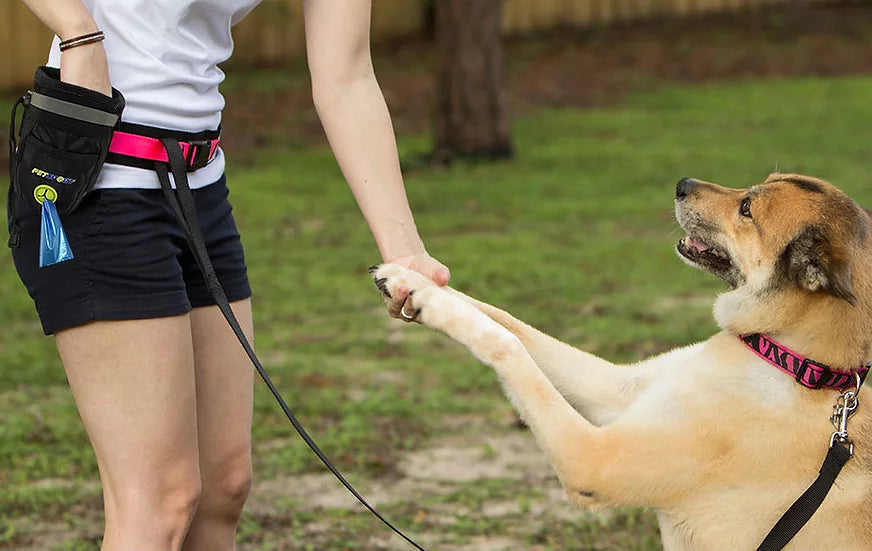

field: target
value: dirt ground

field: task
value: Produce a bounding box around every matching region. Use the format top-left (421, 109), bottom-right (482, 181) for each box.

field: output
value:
top-left (245, 431), bottom-right (586, 551)
top-left (13, 429), bottom-right (580, 550)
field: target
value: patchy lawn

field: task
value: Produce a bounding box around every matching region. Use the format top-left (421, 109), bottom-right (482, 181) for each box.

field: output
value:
top-left (4, 4), bottom-right (872, 547)
top-left (4, 73), bottom-right (872, 549)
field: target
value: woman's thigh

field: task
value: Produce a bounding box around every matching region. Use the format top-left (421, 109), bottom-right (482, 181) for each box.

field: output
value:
top-left (55, 315), bottom-right (201, 514)
top-left (189, 299), bottom-right (254, 492)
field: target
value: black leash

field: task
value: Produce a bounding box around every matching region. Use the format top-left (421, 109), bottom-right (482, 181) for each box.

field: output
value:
top-left (754, 442), bottom-right (852, 551)
top-left (754, 376), bottom-right (861, 551)
top-left (154, 138), bottom-right (427, 551)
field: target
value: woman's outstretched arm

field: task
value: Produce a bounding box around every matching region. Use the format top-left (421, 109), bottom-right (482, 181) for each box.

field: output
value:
top-left (303, 0), bottom-right (450, 304)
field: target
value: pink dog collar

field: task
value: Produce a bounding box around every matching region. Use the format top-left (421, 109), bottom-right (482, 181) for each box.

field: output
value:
top-left (741, 333), bottom-right (869, 391)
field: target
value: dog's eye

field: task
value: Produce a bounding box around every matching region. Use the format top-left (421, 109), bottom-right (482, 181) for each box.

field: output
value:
top-left (739, 197), bottom-right (752, 218)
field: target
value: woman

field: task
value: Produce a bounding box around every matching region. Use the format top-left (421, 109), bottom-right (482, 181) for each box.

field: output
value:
top-left (12, 1), bottom-right (449, 549)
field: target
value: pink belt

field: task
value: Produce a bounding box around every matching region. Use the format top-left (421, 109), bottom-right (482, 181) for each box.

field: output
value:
top-left (108, 130), bottom-right (220, 170)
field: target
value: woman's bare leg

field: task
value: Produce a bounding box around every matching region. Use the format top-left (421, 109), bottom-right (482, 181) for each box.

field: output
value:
top-left (182, 299), bottom-right (254, 551)
top-left (56, 315), bottom-right (202, 551)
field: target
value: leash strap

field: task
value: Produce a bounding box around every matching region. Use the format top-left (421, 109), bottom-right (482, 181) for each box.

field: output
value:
top-left (7, 95), bottom-right (25, 248)
top-left (754, 441), bottom-right (852, 551)
top-left (154, 137), bottom-right (427, 551)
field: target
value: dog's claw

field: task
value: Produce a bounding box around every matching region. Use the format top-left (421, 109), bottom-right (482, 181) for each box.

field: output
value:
top-left (368, 265), bottom-right (379, 274)
top-left (374, 277), bottom-right (391, 299)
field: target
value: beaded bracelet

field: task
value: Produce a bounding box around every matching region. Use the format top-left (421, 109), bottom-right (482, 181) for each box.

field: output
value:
top-left (59, 30), bottom-right (105, 52)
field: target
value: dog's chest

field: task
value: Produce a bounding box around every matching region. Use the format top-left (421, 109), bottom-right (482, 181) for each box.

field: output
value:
top-left (658, 511), bottom-right (694, 551)
top-left (657, 499), bottom-right (780, 551)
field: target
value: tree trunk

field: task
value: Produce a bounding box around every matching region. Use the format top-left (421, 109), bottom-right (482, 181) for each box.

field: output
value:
top-left (434, 0), bottom-right (513, 163)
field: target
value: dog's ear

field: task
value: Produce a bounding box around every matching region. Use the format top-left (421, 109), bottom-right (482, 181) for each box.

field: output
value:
top-left (778, 226), bottom-right (856, 306)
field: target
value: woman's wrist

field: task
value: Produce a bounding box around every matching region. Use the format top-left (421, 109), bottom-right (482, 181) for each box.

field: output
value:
top-left (59, 40), bottom-right (112, 97)
top-left (378, 236), bottom-right (427, 263)
top-left (367, 217), bottom-right (426, 262)
top-left (57, 17), bottom-right (100, 42)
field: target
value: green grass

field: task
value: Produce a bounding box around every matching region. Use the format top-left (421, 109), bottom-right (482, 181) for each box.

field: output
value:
top-left (3, 75), bottom-right (872, 549)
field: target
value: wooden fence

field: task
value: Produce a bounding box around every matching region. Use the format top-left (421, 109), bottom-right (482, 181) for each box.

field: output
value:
top-left (501, 0), bottom-right (845, 31)
top-left (0, 0), bottom-right (850, 90)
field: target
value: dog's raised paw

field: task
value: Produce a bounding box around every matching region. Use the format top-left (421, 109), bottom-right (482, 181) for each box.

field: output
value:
top-left (371, 264), bottom-right (438, 300)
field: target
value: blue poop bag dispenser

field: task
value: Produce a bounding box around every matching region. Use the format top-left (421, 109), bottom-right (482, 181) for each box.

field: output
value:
top-left (36, 185), bottom-right (74, 267)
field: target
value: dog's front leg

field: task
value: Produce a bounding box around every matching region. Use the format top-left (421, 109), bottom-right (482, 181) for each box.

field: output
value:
top-left (374, 265), bottom-right (698, 509)
top-left (445, 289), bottom-right (647, 424)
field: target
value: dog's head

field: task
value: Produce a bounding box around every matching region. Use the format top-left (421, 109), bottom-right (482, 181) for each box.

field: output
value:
top-left (674, 173), bottom-right (871, 333)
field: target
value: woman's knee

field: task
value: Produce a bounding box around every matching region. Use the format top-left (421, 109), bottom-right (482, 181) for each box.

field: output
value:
top-left (107, 468), bottom-right (202, 542)
top-left (198, 450), bottom-right (253, 519)
top-left (161, 479), bottom-right (203, 529)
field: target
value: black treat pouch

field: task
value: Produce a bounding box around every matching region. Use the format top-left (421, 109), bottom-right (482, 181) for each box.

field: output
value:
top-left (9, 66), bottom-right (125, 215)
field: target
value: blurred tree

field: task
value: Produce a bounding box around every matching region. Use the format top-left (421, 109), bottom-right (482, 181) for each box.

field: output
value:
top-left (434, 0), bottom-right (513, 163)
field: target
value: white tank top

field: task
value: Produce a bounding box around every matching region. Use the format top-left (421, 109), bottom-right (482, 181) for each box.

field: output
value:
top-left (47, 0), bottom-right (262, 189)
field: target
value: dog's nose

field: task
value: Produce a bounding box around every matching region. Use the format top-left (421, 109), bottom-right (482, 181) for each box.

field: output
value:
top-left (676, 178), bottom-right (698, 200)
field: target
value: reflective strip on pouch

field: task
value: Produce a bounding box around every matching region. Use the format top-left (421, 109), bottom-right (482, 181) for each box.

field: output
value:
top-left (29, 91), bottom-right (120, 127)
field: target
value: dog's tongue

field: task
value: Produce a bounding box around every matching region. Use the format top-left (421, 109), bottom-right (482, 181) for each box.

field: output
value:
top-left (684, 236), bottom-right (710, 253)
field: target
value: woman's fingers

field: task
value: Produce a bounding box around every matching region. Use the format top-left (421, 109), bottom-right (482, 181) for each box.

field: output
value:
top-left (381, 255), bottom-right (450, 322)
top-left (390, 254), bottom-right (451, 286)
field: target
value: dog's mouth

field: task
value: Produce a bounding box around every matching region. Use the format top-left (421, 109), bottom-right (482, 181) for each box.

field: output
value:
top-left (677, 235), bottom-right (734, 275)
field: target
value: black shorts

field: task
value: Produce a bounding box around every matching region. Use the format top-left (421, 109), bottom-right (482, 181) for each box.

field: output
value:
top-left (8, 175), bottom-right (251, 335)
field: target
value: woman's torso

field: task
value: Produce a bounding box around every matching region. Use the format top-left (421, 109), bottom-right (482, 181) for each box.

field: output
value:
top-left (47, 0), bottom-right (262, 189)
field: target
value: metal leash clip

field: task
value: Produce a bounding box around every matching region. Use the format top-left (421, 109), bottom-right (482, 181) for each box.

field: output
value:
top-left (829, 373), bottom-right (862, 456)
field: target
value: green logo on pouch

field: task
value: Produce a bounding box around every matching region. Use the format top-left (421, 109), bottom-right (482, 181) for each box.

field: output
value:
top-left (33, 184), bottom-right (58, 204)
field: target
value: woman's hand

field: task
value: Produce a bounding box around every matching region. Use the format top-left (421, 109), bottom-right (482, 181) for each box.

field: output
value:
top-left (384, 254), bottom-right (450, 321)
top-left (60, 41), bottom-right (112, 97)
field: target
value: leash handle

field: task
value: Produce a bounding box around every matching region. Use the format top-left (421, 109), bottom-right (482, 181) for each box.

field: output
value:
top-left (154, 138), bottom-right (427, 551)
top-left (754, 441), bottom-right (852, 551)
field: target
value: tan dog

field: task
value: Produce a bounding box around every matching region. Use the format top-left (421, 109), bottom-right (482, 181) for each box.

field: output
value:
top-left (372, 174), bottom-right (872, 551)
